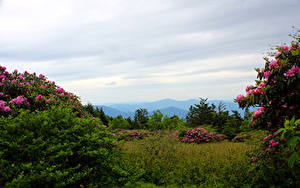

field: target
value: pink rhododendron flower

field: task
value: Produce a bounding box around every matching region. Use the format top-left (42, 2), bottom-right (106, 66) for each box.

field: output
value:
top-left (35, 94), bottom-right (43, 100)
top-left (0, 100), bottom-right (10, 112)
top-left (60, 93), bottom-right (65, 97)
top-left (45, 99), bottom-right (50, 104)
top-left (11, 80), bottom-right (17, 84)
top-left (257, 82), bottom-right (266, 89)
top-left (285, 66), bottom-right (300, 77)
top-left (70, 99), bottom-right (73, 103)
top-left (279, 45), bottom-right (289, 52)
top-left (236, 94), bottom-right (244, 102)
top-left (289, 106), bottom-right (295, 110)
top-left (14, 69), bottom-right (18, 73)
top-left (10, 96), bottom-right (27, 105)
top-left (264, 71), bottom-right (271, 81)
top-left (268, 60), bottom-right (278, 69)
top-left (253, 106), bottom-right (264, 118)
top-left (281, 105), bottom-right (287, 108)
top-left (93, 117), bottom-right (96, 120)
top-left (57, 88), bottom-right (64, 92)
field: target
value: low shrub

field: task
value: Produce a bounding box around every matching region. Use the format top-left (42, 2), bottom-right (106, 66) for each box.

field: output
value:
top-left (180, 127), bottom-right (217, 143)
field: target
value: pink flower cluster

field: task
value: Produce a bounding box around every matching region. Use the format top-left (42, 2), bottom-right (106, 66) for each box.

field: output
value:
top-left (181, 127), bottom-right (216, 143)
top-left (268, 60), bottom-right (279, 69)
top-left (0, 100), bottom-right (11, 111)
top-left (285, 66), bottom-right (300, 78)
top-left (35, 94), bottom-right (43, 100)
top-left (253, 106), bottom-right (264, 118)
top-left (10, 96), bottom-right (27, 105)
top-left (261, 132), bottom-right (280, 152)
top-left (236, 94), bottom-right (244, 102)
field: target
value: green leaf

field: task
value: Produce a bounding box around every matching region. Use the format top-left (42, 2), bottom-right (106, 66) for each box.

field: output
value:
top-left (288, 152), bottom-right (299, 168)
top-left (287, 136), bottom-right (299, 150)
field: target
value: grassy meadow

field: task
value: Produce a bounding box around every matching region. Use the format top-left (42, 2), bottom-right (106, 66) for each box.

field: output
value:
top-left (119, 131), bottom-right (255, 187)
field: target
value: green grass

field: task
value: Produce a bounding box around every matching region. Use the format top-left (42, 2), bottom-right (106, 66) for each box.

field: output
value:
top-left (120, 131), bottom-right (253, 187)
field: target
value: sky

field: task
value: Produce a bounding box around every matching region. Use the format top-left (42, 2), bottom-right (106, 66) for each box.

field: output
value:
top-left (0, 0), bottom-right (299, 104)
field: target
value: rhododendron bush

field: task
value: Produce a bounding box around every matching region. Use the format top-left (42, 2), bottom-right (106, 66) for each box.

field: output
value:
top-left (236, 41), bottom-right (300, 187)
top-left (180, 127), bottom-right (217, 143)
top-left (236, 43), bottom-right (299, 130)
top-left (0, 66), bottom-right (85, 116)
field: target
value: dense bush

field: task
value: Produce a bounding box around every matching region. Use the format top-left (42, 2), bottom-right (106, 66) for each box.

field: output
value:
top-left (0, 106), bottom-right (127, 187)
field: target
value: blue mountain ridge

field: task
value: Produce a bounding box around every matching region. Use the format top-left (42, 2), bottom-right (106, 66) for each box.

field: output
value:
top-left (95, 98), bottom-right (254, 118)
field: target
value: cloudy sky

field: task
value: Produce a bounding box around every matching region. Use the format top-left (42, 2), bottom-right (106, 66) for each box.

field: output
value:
top-left (0, 0), bottom-right (299, 104)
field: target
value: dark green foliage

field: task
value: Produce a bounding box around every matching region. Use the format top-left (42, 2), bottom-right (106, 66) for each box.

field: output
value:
top-left (186, 98), bottom-right (215, 127)
top-left (134, 108), bottom-right (149, 129)
top-left (0, 105), bottom-right (124, 187)
top-left (109, 115), bottom-right (131, 129)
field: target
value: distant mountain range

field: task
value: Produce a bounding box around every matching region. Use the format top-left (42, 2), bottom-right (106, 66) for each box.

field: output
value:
top-left (95, 98), bottom-right (253, 119)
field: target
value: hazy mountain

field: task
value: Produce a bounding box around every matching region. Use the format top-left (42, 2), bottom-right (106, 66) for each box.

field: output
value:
top-left (106, 98), bottom-right (199, 112)
top-left (95, 98), bottom-right (250, 118)
top-left (157, 107), bottom-right (188, 118)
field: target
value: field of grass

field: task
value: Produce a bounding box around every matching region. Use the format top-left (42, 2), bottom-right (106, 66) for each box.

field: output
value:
top-left (119, 131), bottom-right (254, 187)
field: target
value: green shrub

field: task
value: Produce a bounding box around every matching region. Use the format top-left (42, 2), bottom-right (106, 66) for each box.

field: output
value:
top-left (109, 115), bottom-right (131, 129)
top-left (0, 105), bottom-right (125, 187)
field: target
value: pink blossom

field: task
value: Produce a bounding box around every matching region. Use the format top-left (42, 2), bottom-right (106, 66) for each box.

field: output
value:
top-left (11, 80), bottom-right (17, 84)
top-left (282, 105), bottom-right (287, 108)
top-left (264, 71), bottom-right (271, 81)
top-left (245, 149), bottom-right (249, 153)
top-left (0, 92), bottom-right (3, 96)
top-left (10, 96), bottom-right (27, 105)
top-left (285, 66), bottom-right (300, 77)
top-left (253, 107), bottom-right (264, 118)
top-left (268, 60), bottom-right (278, 69)
top-left (60, 93), bottom-right (65, 97)
top-left (35, 94), bottom-right (43, 100)
top-left (289, 106), bottom-right (295, 110)
top-left (236, 94), bottom-right (244, 102)
top-left (274, 51), bottom-right (281, 58)
top-left (57, 88), bottom-right (64, 92)
top-left (14, 69), bottom-right (18, 73)
top-left (279, 45), bottom-right (289, 52)
top-left (45, 99), bottom-right (51, 104)
top-left (257, 82), bottom-right (266, 89)
top-left (69, 99), bottom-right (73, 103)
top-left (0, 100), bottom-right (10, 112)
top-left (39, 74), bottom-right (44, 78)
top-left (4, 106), bottom-right (11, 111)
top-left (93, 117), bottom-right (96, 120)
